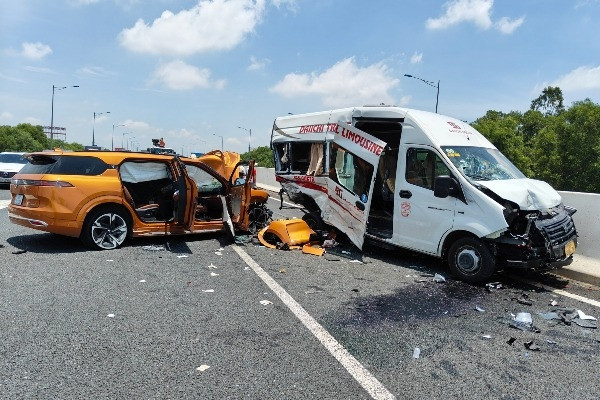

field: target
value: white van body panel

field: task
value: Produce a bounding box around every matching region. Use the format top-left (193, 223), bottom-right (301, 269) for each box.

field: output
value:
top-left (477, 179), bottom-right (562, 210)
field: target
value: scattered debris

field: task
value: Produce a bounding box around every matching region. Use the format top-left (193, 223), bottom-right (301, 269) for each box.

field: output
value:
top-left (507, 312), bottom-right (541, 333)
top-left (139, 279), bottom-right (146, 283)
top-left (106, 259), bottom-right (114, 262)
top-left (486, 282), bottom-right (503, 292)
top-left (541, 308), bottom-right (598, 329)
top-left (351, 288), bottom-right (360, 292)
top-left (546, 339), bottom-right (557, 345)
top-left (514, 293), bottom-right (533, 306)
top-left (260, 300), bottom-right (273, 306)
top-left (214, 251), bottom-right (223, 256)
top-left (177, 255), bottom-right (188, 258)
top-left (196, 365), bottom-right (210, 372)
top-left (207, 263), bottom-right (218, 269)
top-left (475, 306), bottom-right (486, 313)
top-left (142, 245), bottom-right (165, 251)
top-left (412, 347), bottom-right (421, 359)
top-left (302, 244), bottom-right (325, 256)
top-left (524, 341), bottom-right (541, 351)
top-left (107, 314), bottom-right (115, 318)
top-left (12, 249), bottom-right (27, 254)
top-left (202, 289), bottom-right (214, 293)
top-left (234, 235), bottom-right (252, 244)
top-left (433, 273), bottom-right (446, 283)
top-left (482, 335), bottom-right (492, 339)
top-left (278, 268), bottom-right (286, 273)
top-left (210, 272), bottom-right (219, 277)
top-left (550, 299), bottom-right (558, 307)
top-left (349, 259), bottom-right (363, 264)
top-left (507, 337), bottom-right (517, 345)
top-left (322, 239), bottom-right (338, 248)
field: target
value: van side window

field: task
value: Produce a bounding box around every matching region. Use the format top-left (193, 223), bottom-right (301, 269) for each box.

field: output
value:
top-left (275, 142), bottom-right (325, 175)
top-left (273, 143), bottom-right (289, 173)
top-left (329, 142), bottom-right (374, 199)
top-left (405, 148), bottom-right (450, 190)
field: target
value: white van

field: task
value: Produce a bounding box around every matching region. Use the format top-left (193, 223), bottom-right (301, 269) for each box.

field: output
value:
top-left (270, 106), bottom-right (578, 282)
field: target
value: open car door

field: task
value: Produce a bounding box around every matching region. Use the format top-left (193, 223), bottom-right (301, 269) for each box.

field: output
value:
top-left (325, 122), bottom-right (386, 249)
top-left (226, 160), bottom-right (254, 234)
top-left (173, 157), bottom-right (197, 231)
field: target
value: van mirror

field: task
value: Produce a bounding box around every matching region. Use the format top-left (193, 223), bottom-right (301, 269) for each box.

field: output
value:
top-left (434, 176), bottom-right (457, 198)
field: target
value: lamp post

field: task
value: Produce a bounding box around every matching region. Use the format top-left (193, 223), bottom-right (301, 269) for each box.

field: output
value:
top-left (112, 124), bottom-right (126, 151)
top-left (92, 111), bottom-right (110, 147)
top-left (50, 85), bottom-right (78, 149)
top-left (238, 126), bottom-right (251, 153)
top-left (122, 132), bottom-right (131, 149)
top-left (212, 133), bottom-right (224, 151)
top-left (127, 136), bottom-right (136, 151)
top-left (403, 74), bottom-right (440, 113)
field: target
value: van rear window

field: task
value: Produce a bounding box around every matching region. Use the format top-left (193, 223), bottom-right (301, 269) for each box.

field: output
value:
top-left (20, 155), bottom-right (109, 176)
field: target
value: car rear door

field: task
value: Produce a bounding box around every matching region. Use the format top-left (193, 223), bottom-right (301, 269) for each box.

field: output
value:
top-left (226, 160), bottom-right (253, 231)
top-left (326, 123), bottom-right (386, 249)
top-left (173, 158), bottom-right (197, 231)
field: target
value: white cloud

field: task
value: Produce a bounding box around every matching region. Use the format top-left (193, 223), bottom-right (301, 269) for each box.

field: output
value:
top-left (21, 42), bottom-right (53, 60)
top-left (248, 55), bottom-right (269, 71)
top-left (495, 16), bottom-right (525, 34)
top-left (270, 57), bottom-right (400, 108)
top-left (24, 66), bottom-right (55, 74)
top-left (119, 0), bottom-right (266, 56)
top-left (77, 66), bottom-right (112, 76)
top-left (550, 65), bottom-right (600, 91)
top-left (152, 60), bottom-right (226, 90)
top-left (0, 111), bottom-right (13, 121)
top-left (426, 0), bottom-right (524, 34)
top-left (410, 52), bottom-right (423, 64)
top-left (271, 0), bottom-right (297, 12)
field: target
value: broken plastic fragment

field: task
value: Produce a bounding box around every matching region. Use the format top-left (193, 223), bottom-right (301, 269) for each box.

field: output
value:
top-left (573, 318), bottom-right (597, 329)
top-left (433, 273), bottom-right (446, 283)
top-left (106, 259), bottom-right (114, 262)
top-left (142, 245), bottom-right (165, 251)
top-left (349, 260), bottom-right (363, 264)
top-left (196, 365), bottom-right (210, 372)
top-left (515, 312), bottom-right (533, 324)
top-left (412, 347), bottom-right (421, 359)
top-left (576, 310), bottom-right (596, 320)
top-left (507, 337), bottom-right (516, 345)
top-left (139, 279), bottom-right (146, 283)
top-left (475, 306), bottom-right (485, 313)
top-left (12, 249), bottom-right (27, 254)
top-left (207, 263), bottom-right (218, 269)
top-left (210, 272), bottom-right (219, 277)
top-left (524, 341), bottom-right (540, 351)
top-left (482, 334), bottom-right (492, 339)
top-left (107, 314), bottom-right (115, 318)
top-left (550, 300), bottom-right (558, 306)
top-left (214, 251), bottom-right (222, 256)
top-left (278, 268), bottom-right (286, 273)
top-left (260, 300), bottom-right (273, 306)
top-left (322, 239), bottom-right (338, 248)
top-left (177, 255), bottom-right (188, 258)
top-left (485, 282), bottom-right (503, 292)
top-left (202, 289), bottom-right (214, 293)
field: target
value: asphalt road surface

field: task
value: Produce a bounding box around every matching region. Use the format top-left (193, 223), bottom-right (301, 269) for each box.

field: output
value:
top-left (1, 187), bottom-right (599, 399)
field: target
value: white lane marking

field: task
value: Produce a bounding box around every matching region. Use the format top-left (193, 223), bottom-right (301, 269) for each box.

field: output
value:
top-left (233, 246), bottom-right (396, 400)
top-left (513, 276), bottom-right (600, 308)
top-left (267, 196), bottom-right (303, 209)
top-left (0, 199), bottom-right (10, 210)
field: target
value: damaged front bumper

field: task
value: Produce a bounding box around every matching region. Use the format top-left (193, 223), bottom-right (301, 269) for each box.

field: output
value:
top-left (489, 207), bottom-right (578, 271)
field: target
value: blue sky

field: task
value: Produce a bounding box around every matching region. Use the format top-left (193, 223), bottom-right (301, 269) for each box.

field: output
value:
top-left (1, 0), bottom-right (599, 154)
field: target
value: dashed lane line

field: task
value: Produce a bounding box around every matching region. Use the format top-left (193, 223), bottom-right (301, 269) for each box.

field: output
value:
top-left (233, 245), bottom-right (396, 400)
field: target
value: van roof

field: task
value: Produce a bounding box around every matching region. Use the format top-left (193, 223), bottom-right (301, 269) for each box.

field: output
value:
top-left (272, 106), bottom-right (495, 149)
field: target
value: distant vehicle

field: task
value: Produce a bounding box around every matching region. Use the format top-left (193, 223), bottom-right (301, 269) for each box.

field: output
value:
top-left (8, 150), bottom-right (262, 250)
top-left (0, 152), bottom-right (27, 186)
top-left (146, 138), bottom-right (176, 155)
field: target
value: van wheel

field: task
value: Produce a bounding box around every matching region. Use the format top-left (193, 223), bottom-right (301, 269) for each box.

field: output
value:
top-left (302, 212), bottom-right (326, 231)
top-left (82, 207), bottom-right (129, 250)
top-left (448, 237), bottom-right (495, 283)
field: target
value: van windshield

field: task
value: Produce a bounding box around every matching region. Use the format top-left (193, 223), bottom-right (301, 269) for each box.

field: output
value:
top-left (441, 146), bottom-right (525, 181)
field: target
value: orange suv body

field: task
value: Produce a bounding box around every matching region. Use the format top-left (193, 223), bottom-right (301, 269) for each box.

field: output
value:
top-left (8, 150), bottom-right (259, 249)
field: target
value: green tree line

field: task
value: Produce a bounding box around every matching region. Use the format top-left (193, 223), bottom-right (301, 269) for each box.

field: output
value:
top-left (0, 124), bottom-right (83, 152)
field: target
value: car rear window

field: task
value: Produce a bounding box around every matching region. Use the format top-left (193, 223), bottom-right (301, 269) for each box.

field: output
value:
top-left (0, 153), bottom-right (27, 164)
top-left (20, 155), bottom-right (109, 175)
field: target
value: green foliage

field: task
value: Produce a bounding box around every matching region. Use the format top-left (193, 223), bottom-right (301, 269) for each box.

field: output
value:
top-left (472, 89), bottom-right (600, 193)
top-left (0, 123), bottom-right (84, 152)
top-left (241, 146), bottom-right (274, 168)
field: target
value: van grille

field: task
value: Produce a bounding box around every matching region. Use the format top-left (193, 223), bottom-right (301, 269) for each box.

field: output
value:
top-left (535, 213), bottom-right (576, 246)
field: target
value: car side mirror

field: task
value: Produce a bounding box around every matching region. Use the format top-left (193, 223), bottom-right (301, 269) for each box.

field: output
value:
top-left (434, 175), bottom-right (458, 198)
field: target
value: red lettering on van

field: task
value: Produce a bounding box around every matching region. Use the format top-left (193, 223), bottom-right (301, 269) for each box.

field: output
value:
top-left (340, 127), bottom-right (383, 156)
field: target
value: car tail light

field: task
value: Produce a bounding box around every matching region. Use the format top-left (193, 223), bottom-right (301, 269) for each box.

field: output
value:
top-left (12, 179), bottom-right (74, 187)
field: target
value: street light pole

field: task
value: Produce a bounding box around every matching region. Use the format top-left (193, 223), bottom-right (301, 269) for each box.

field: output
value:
top-left (112, 124), bottom-right (126, 151)
top-left (50, 85), bottom-right (78, 149)
top-left (92, 111), bottom-right (110, 147)
top-left (403, 74), bottom-right (440, 113)
top-left (122, 132), bottom-right (131, 149)
top-left (128, 137), bottom-right (135, 151)
top-left (212, 133), bottom-right (224, 151)
top-left (238, 126), bottom-right (251, 153)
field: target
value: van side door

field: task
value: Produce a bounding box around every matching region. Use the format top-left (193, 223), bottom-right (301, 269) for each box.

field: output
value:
top-left (326, 123), bottom-right (386, 249)
top-left (397, 145), bottom-right (456, 254)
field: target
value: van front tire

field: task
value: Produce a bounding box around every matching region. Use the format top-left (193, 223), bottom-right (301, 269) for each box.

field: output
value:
top-left (82, 206), bottom-right (130, 250)
top-left (448, 237), bottom-right (495, 283)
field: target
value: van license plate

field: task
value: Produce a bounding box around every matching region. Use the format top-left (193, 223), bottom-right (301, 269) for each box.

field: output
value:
top-left (564, 240), bottom-right (576, 257)
top-left (14, 194), bottom-right (23, 206)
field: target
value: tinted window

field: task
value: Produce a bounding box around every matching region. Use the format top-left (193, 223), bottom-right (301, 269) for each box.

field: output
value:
top-left (0, 154), bottom-right (27, 164)
top-left (20, 155), bottom-right (109, 175)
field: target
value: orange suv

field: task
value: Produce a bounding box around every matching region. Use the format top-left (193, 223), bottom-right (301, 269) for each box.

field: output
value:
top-left (8, 150), bottom-right (268, 250)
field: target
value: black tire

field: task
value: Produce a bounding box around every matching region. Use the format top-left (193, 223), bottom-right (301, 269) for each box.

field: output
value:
top-left (302, 212), bottom-right (326, 231)
top-left (447, 236), bottom-right (496, 283)
top-left (81, 206), bottom-right (130, 250)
